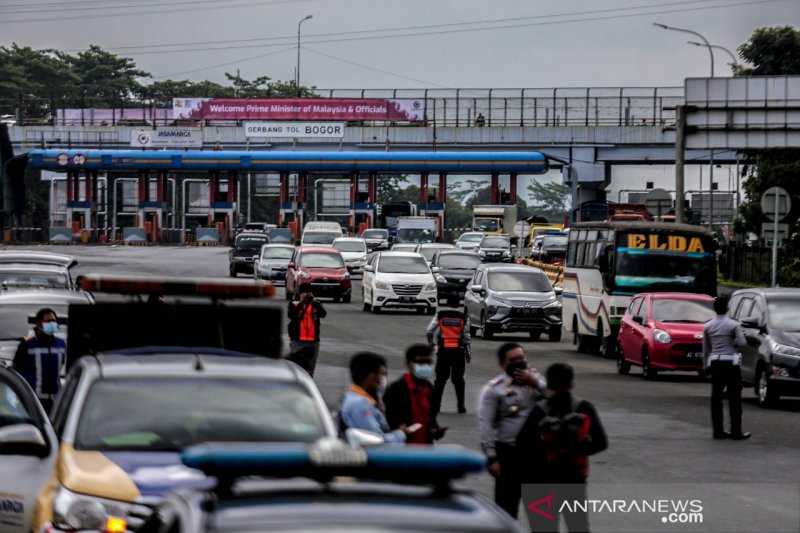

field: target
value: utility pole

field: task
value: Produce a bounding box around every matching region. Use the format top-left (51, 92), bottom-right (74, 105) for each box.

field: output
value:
top-left (296, 15), bottom-right (313, 96)
top-left (674, 105), bottom-right (687, 223)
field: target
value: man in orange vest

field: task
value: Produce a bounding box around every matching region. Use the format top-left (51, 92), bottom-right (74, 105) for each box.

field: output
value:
top-left (427, 296), bottom-right (472, 415)
top-left (287, 284), bottom-right (327, 376)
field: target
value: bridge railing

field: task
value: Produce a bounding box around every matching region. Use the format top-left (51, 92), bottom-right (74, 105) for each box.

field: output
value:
top-left (1, 87), bottom-right (683, 128)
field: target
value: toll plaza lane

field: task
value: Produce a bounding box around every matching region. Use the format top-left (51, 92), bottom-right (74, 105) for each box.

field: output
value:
top-left (8, 246), bottom-right (800, 506)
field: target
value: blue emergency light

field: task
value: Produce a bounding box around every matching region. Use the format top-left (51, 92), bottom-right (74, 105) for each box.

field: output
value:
top-left (182, 441), bottom-right (486, 485)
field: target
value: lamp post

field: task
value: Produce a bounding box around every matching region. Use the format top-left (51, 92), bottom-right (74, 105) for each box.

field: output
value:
top-left (687, 41), bottom-right (739, 70)
top-left (296, 14), bottom-right (313, 96)
top-left (653, 22), bottom-right (714, 77)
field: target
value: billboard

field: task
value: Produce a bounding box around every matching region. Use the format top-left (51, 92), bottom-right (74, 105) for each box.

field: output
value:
top-left (173, 97), bottom-right (424, 122)
top-left (130, 127), bottom-right (203, 148)
top-left (244, 121), bottom-right (345, 138)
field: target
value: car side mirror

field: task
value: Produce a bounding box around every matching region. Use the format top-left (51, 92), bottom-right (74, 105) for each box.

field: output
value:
top-left (345, 427), bottom-right (384, 448)
top-left (632, 316), bottom-right (644, 325)
top-left (470, 284), bottom-right (484, 296)
top-left (511, 244), bottom-right (517, 250)
top-left (288, 262), bottom-right (296, 269)
top-left (0, 424), bottom-right (49, 458)
top-left (553, 286), bottom-right (563, 297)
top-left (431, 267), bottom-right (440, 273)
top-left (363, 265), bottom-right (374, 272)
top-left (252, 255), bottom-right (259, 262)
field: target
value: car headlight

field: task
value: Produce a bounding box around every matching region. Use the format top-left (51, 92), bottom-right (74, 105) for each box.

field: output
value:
top-left (53, 486), bottom-right (130, 532)
top-left (375, 279), bottom-right (391, 290)
top-left (490, 297), bottom-right (513, 307)
top-left (434, 274), bottom-right (447, 284)
top-left (653, 329), bottom-right (672, 344)
top-left (479, 251), bottom-right (486, 257)
top-left (768, 338), bottom-right (800, 358)
top-left (423, 282), bottom-right (437, 291)
top-left (503, 250), bottom-right (511, 256)
top-left (544, 299), bottom-right (562, 313)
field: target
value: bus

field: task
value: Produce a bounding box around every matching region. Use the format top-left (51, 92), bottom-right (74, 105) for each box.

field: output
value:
top-left (562, 221), bottom-right (717, 356)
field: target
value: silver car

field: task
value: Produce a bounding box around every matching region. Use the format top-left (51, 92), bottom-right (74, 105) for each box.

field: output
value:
top-left (0, 252), bottom-right (78, 290)
top-left (255, 244), bottom-right (295, 283)
top-left (455, 232), bottom-right (485, 252)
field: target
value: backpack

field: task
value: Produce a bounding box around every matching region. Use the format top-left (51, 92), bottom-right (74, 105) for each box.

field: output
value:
top-left (437, 310), bottom-right (465, 350)
top-left (537, 397), bottom-right (591, 478)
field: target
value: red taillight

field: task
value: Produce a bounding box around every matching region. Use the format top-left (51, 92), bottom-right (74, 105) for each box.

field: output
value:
top-left (79, 274), bottom-right (275, 298)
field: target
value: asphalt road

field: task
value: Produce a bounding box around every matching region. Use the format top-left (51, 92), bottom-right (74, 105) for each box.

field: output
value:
top-left (8, 245), bottom-right (800, 530)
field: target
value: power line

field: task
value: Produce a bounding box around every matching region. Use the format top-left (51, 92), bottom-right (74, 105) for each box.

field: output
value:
top-left (99, 0), bottom-right (788, 57)
top-left (0, 0), bottom-right (309, 15)
top-left (153, 45), bottom-right (295, 80)
top-left (302, 46), bottom-right (448, 88)
top-left (61, 0), bottom-right (749, 52)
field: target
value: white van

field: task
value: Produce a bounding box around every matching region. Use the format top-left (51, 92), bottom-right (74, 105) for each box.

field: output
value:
top-left (301, 221), bottom-right (344, 246)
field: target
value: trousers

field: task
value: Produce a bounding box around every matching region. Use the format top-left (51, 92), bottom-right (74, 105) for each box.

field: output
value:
top-left (432, 348), bottom-right (466, 414)
top-left (288, 341), bottom-right (320, 376)
top-left (710, 360), bottom-right (742, 436)
top-left (494, 442), bottom-right (523, 518)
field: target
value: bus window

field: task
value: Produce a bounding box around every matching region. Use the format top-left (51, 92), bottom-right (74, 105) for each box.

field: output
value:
top-left (567, 239), bottom-right (578, 266)
top-left (576, 241), bottom-right (587, 267)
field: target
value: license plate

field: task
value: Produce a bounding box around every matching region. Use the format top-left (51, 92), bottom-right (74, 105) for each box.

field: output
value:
top-left (400, 296), bottom-right (415, 302)
top-left (686, 352), bottom-right (702, 359)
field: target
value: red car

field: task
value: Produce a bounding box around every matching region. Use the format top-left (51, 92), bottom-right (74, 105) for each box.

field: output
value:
top-left (285, 247), bottom-right (352, 303)
top-left (617, 292), bottom-right (715, 379)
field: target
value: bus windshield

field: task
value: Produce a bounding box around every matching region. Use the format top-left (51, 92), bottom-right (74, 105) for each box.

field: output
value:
top-left (397, 228), bottom-right (435, 244)
top-left (474, 218), bottom-right (499, 232)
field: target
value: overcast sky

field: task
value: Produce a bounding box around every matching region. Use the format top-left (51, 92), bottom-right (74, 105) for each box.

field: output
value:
top-left (2, 0), bottom-right (797, 89)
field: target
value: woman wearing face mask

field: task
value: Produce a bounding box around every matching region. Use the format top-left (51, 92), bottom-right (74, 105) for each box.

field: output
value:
top-left (13, 308), bottom-right (66, 414)
top-left (339, 352), bottom-right (414, 444)
top-left (384, 344), bottom-right (447, 445)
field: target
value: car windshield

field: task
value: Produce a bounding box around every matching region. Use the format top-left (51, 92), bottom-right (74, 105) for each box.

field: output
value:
top-left (397, 228), bottom-right (435, 244)
top-left (334, 241), bottom-right (366, 253)
top-left (488, 271), bottom-right (552, 292)
top-left (542, 236), bottom-right (568, 247)
top-left (652, 299), bottom-right (715, 323)
top-left (0, 304), bottom-right (69, 340)
top-left (244, 224), bottom-right (266, 231)
top-left (362, 230), bottom-right (387, 239)
top-left (75, 378), bottom-right (325, 451)
top-left (419, 246), bottom-right (450, 261)
top-left (267, 229), bottom-right (293, 243)
top-left (767, 297), bottom-right (800, 330)
top-left (392, 244), bottom-right (417, 251)
top-left (437, 254), bottom-right (481, 270)
top-left (474, 218), bottom-right (499, 232)
top-left (236, 236), bottom-right (268, 251)
top-left (459, 233), bottom-right (483, 242)
top-left (303, 232), bottom-right (337, 245)
top-left (481, 237), bottom-right (510, 248)
top-left (0, 271), bottom-right (68, 289)
top-left (378, 256), bottom-right (430, 274)
top-left (301, 253), bottom-right (344, 268)
top-left (261, 247), bottom-right (294, 260)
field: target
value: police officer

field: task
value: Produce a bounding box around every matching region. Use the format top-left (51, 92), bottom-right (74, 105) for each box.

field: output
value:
top-left (13, 308), bottom-right (66, 413)
top-left (478, 342), bottom-right (546, 519)
top-left (427, 295), bottom-right (471, 414)
top-left (287, 284), bottom-right (327, 376)
top-left (703, 296), bottom-right (750, 440)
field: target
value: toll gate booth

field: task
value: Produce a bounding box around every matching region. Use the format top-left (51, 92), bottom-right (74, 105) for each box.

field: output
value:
top-left (352, 172), bottom-right (377, 234)
top-left (209, 171), bottom-right (239, 243)
top-left (64, 166), bottom-right (100, 237)
top-left (419, 172), bottom-right (446, 239)
top-left (135, 171), bottom-right (169, 242)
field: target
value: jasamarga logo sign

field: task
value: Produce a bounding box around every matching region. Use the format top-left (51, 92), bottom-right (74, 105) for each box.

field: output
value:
top-left (130, 127), bottom-right (203, 148)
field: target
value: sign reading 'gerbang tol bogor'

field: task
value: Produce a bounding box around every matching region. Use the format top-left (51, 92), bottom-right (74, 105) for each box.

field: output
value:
top-left (244, 121), bottom-right (345, 138)
top-left (626, 233), bottom-right (706, 253)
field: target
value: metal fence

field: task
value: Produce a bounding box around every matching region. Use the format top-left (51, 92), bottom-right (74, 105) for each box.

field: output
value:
top-left (720, 244), bottom-right (800, 286)
top-left (1, 86), bottom-right (682, 128)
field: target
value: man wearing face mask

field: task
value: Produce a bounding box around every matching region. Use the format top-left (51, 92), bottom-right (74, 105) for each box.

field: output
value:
top-left (427, 296), bottom-right (472, 415)
top-left (384, 344), bottom-right (447, 444)
top-left (478, 342), bottom-right (546, 518)
top-left (339, 352), bottom-right (414, 444)
top-left (13, 308), bottom-right (66, 413)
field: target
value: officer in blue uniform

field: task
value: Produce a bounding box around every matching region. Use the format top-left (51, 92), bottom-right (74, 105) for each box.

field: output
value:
top-left (13, 308), bottom-right (66, 414)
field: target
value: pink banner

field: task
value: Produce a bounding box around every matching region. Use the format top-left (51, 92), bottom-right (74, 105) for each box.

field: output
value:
top-left (173, 98), bottom-right (424, 122)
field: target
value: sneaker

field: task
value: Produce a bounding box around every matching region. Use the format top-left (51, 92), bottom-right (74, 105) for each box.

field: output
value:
top-left (729, 432), bottom-right (751, 441)
top-left (712, 432), bottom-right (730, 440)
top-left (457, 405), bottom-right (467, 414)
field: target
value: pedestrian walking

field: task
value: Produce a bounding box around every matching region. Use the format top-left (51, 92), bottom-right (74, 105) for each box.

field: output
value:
top-left (287, 284), bottom-right (326, 376)
top-left (703, 296), bottom-right (750, 440)
top-left (339, 352), bottom-right (413, 444)
top-left (517, 363), bottom-right (608, 533)
top-left (13, 308), bottom-right (66, 414)
top-left (478, 342), bottom-right (546, 518)
top-left (427, 296), bottom-right (471, 414)
top-left (475, 112), bottom-right (486, 127)
top-left (384, 344), bottom-right (447, 444)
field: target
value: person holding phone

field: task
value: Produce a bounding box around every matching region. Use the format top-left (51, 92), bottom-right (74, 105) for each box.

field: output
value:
top-left (384, 344), bottom-right (447, 445)
top-left (287, 284), bottom-right (327, 376)
top-left (478, 342), bottom-right (546, 519)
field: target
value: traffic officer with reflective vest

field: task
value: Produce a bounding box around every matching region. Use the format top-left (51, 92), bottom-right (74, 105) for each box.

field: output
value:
top-left (703, 296), bottom-right (750, 440)
top-left (427, 295), bottom-right (472, 414)
top-left (287, 284), bottom-right (327, 376)
top-left (13, 308), bottom-right (66, 413)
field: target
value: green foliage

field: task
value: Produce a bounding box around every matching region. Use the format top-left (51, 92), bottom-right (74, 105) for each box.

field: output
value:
top-left (779, 257), bottom-right (800, 287)
top-left (736, 26), bottom-right (800, 76)
top-left (526, 180), bottom-right (570, 222)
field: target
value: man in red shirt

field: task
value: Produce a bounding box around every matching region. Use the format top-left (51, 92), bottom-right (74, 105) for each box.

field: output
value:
top-left (287, 284), bottom-right (327, 376)
top-left (383, 344), bottom-right (447, 444)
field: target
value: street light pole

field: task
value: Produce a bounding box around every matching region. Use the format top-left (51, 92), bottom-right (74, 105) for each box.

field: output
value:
top-left (296, 14), bottom-right (313, 96)
top-left (653, 22), bottom-right (714, 77)
top-left (687, 41), bottom-right (739, 71)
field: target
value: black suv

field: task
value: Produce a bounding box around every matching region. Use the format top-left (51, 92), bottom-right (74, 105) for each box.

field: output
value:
top-left (728, 288), bottom-right (800, 407)
top-left (229, 233), bottom-right (268, 277)
top-left (431, 250), bottom-right (482, 303)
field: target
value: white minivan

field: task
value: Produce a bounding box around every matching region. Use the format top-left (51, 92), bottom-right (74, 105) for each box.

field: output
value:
top-left (361, 252), bottom-right (437, 315)
top-left (301, 221), bottom-right (344, 246)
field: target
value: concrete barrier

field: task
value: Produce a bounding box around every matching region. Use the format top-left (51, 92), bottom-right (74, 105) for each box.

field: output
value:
top-left (49, 227), bottom-right (73, 243)
top-left (122, 227), bottom-right (147, 243)
top-left (195, 228), bottom-right (220, 244)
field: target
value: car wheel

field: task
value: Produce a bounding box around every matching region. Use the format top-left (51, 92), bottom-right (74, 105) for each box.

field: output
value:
top-left (371, 295), bottom-right (381, 313)
top-left (548, 325), bottom-right (562, 343)
top-left (469, 310), bottom-right (478, 336)
top-left (617, 349), bottom-right (631, 375)
top-left (229, 267), bottom-right (237, 278)
top-left (343, 293), bottom-right (351, 304)
top-left (362, 288), bottom-right (372, 311)
top-left (574, 316), bottom-right (592, 353)
top-left (756, 366), bottom-right (779, 408)
top-left (482, 313), bottom-right (495, 340)
top-left (529, 330), bottom-right (541, 341)
top-left (426, 307), bottom-right (435, 316)
top-left (641, 348), bottom-right (657, 380)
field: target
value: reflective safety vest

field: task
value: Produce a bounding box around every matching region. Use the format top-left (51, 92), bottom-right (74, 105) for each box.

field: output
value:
top-left (437, 311), bottom-right (465, 350)
top-left (16, 335), bottom-right (66, 400)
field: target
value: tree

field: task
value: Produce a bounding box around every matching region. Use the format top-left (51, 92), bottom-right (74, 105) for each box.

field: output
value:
top-left (68, 45), bottom-right (150, 104)
top-left (526, 180), bottom-right (570, 221)
top-left (734, 26), bottom-right (800, 237)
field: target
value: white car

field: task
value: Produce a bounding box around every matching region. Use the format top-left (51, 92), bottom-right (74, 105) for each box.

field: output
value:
top-left (333, 237), bottom-right (368, 273)
top-left (415, 243), bottom-right (456, 265)
top-left (362, 252), bottom-right (438, 315)
top-left (455, 232), bottom-right (485, 251)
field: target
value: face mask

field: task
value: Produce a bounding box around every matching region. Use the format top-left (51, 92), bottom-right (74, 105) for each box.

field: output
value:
top-left (412, 363), bottom-right (434, 381)
top-left (505, 360), bottom-right (528, 377)
top-left (41, 321), bottom-right (58, 336)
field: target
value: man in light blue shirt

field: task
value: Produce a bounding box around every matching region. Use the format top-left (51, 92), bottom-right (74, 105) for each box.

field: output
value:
top-left (340, 352), bottom-right (407, 444)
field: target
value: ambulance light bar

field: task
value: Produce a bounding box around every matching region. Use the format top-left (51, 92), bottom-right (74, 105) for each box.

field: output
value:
top-left (78, 274), bottom-right (275, 299)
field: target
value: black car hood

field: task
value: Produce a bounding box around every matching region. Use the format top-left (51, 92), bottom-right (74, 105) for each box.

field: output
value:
top-left (440, 268), bottom-right (476, 279)
top-left (770, 329), bottom-right (800, 348)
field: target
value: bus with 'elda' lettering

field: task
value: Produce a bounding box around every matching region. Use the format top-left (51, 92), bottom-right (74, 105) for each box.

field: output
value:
top-left (562, 221), bottom-right (717, 356)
